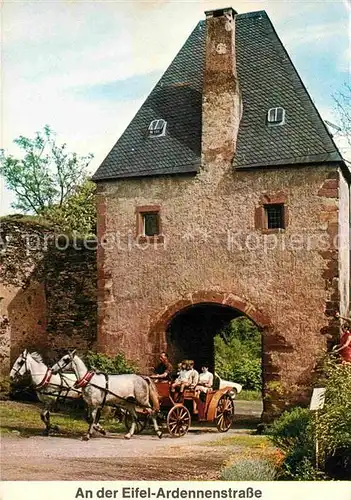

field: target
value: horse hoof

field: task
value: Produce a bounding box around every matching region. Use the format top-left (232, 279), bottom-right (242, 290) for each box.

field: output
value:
top-left (157, 431), bottom-right (163, 439)
top-left (82, 435), bottom-right (90, 441)
top-left (124, 433), bottom-right (131, 440)
top-left (52, 425), bottom-right (60, 432)
top-left (42, 430), bottom-right (50, 436)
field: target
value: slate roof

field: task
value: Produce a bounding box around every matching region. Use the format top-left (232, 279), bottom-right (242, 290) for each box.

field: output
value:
top-left (93, 10), bottom-right (342, 182)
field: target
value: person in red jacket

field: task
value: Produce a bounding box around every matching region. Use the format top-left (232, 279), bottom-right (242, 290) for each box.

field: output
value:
top-left (333, 313), bottom-right (351, 363)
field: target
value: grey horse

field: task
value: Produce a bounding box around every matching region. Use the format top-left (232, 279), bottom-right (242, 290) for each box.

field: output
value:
top-left (9, 350), bottom-right (81, 435)
top-left (51, 350), bottom-right (162, 440)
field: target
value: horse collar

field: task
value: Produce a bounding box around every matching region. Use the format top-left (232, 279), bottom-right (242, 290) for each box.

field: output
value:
top-left (74, 371), bottom-right (95, 388)
top-left (35, 368), bottom-right (53, 389)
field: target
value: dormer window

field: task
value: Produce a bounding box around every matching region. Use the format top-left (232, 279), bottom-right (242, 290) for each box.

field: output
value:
top-left (148, 119), bottom-right (167, 137)
top-left (267, 107), bottom-right (286, 126)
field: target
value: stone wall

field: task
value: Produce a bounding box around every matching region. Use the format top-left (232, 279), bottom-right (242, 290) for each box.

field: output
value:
top-left (0, 219), bottom-right (97, 373)
top-left (96, 162), bottom-right (350, 418)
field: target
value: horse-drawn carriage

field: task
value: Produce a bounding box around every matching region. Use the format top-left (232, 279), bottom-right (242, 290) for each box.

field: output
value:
top-left (10, 350), bottom-right (236, 440)
top-left (124, 380), bottom-right (236, 437)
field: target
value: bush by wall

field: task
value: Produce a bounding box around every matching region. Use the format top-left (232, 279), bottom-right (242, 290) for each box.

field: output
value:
top-left (84, 351), bottom-right (136, 374)
top-left (268, 358), bottom-right (351, 480)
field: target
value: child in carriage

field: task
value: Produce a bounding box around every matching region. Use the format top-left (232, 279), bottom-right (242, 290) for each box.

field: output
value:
top-left (170, 360), bottom-right (189, 400)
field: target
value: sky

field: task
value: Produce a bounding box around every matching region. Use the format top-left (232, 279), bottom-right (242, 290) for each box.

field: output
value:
top-left (0, 0), bottom-right (350, 215)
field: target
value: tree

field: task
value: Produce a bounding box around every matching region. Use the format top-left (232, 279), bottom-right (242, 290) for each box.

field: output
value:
top-left (43, 179), bottom-right (96, 235)
top-left (214, 317), bottom-right (262, 391)
top-left (333, 83), bottom-right (351, 159)
top-left (0, 125), bottom-right (93, 215)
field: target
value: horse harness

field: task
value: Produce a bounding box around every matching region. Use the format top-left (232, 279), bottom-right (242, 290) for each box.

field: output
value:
top-left (74, 371), bottom-right (109, 410)
top-left (56, 358), bottom-right (152, 412)
top-left (15, 351), bottom-right (81, 403)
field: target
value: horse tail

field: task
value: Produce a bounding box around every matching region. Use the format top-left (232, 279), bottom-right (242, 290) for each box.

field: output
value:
top-left (144, 377), bottom-right (160, 412)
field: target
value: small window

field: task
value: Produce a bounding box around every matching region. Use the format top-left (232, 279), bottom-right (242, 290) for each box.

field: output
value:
top-left (265, 204), bottom-right (285, 229)
top-left (142, 213), bottom-right (160, 236)
top-left (148, 119), bottom-right (167, 137)
top-left (267, 107), bottom-right (286, 126)
top-left (136, 205), bottom-right (163, 242)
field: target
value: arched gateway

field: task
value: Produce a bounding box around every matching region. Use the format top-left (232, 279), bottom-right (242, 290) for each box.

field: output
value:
top-left (148, 291), bottom-right (271, 416)
top-left (149, 291), bottom-right (271, 362)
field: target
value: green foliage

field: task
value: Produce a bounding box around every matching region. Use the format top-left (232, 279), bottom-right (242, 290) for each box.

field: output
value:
top-left (43, 180), bottom-right (96, 235)
top-left (317, 357), bottom-right (351, 456)
top-left (282, 457), bottom-right (327, 481)
top-left (0, 126), bottom-right (95, 234)
top-left (214, 317), bottom-right (262, 391)
top-left (220, 459), bottom-right (276, 481)
top-left (269, 360), bottom-right (351, 480)
top-left (84, 351), bottom-right (136, 374)
top-left (269, 406), bottom-right (315, 479)
top-left (269, 406), bottom-right (312, 452)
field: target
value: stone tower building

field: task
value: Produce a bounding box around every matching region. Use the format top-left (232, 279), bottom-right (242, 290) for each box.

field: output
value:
top-left (93, 8), bottom-right (350, 416)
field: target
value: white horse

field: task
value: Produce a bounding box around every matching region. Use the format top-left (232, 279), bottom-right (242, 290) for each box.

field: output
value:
top-left (51, 350), bottom-right (162, 440)
top-left (10, 350), bottom-right (81, 435)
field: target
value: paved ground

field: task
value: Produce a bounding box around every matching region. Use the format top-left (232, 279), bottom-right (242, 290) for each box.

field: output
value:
top-left (1, 400), bottom-right (263, 481)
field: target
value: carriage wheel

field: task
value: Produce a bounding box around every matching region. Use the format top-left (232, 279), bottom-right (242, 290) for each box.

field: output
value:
top-left (215, 393), bottom-right (235, 432)
top-left (124, 411), bottom-right (148, 435)
top-left (167, 404), bottom-right (191, 437)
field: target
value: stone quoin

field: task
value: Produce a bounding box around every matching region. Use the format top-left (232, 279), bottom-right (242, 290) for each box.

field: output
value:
top-left (92, 8), bottom-right (350, 418)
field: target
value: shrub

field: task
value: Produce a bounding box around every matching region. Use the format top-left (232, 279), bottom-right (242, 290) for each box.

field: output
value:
top-left (282, 457), bottom-right (327, 481)
top-left (269, 406), bottom-right (314, 479)
top-left (220, 459), bottom-right (276, 481)
top-left (316, 358), bottom-right (351, 479)
top-left (269, 359), bottom-right (351, 480)
top-left (84, 351), bottom-right (136, 374)
top-left (269, 406), bottom-right (312, 452)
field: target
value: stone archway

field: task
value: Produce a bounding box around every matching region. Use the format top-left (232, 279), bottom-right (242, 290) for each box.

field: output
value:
top-left (149, 291), bottom-right (272, 351)
top-left (149, 291), bottom-right (276, 419)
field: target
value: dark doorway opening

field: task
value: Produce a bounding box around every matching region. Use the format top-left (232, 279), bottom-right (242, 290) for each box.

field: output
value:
top-left (166, 303), bottom-right (241, 373)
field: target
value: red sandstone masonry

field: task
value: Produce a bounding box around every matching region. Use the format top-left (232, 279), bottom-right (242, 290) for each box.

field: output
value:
top-left (317, 175), bottom-right (340, 342)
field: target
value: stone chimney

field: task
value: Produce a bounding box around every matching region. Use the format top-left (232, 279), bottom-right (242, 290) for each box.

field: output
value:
top-left (202, 7), bottom-right (242, 164)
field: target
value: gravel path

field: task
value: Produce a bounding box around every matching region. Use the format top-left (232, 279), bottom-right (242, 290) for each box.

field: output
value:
top-left (2, 429), bottom-right (240, 481)
top-left (1, 401), bottom-right (262, 481)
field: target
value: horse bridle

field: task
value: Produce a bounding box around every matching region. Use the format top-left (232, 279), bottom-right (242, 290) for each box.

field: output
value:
top-left (54, 355), bottom-right (73, 373)
top-left (53, 354), bottom-right (94, 388)
top-left (12, 352), bottom-right (29, 380)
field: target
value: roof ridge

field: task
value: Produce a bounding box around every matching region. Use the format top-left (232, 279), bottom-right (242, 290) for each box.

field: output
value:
top-left (236, 10), bottom-right (267, 19)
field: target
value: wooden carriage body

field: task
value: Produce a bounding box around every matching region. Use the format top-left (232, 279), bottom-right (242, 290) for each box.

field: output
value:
top-left (127, 381), bottom-right (236, 437)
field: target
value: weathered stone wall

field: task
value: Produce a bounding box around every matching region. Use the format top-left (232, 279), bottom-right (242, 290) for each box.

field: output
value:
top-left (96, 163), bottom-right (349, 417)
top-left (0, 220), bottom-right (97, 373)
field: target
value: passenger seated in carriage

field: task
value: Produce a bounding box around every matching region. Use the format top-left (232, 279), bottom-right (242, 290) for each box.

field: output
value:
top-left (187, 360), bottom-right (199, 389)
top-left (170, 360), bottom-right (189, 397)
top-left (171, 360), bottom-right (199, 402)
top-left (195, 365), bottom-right (214, 397)
top-left (150, 352), bottom-right (173, 381)
top-left (194, 365), bottom-right (213, 419)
